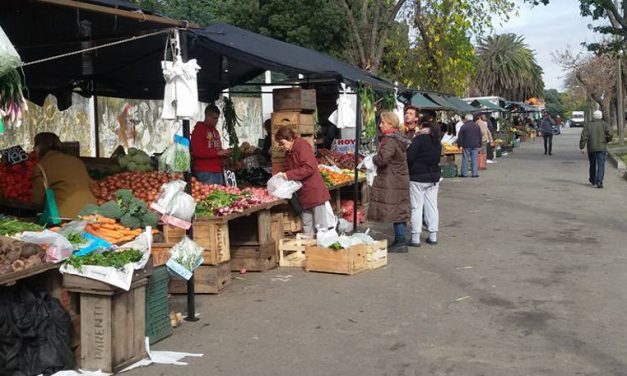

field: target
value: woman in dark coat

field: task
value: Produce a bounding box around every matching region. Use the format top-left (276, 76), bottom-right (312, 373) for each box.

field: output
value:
top-left (275, 126), bottom-right (332, 235)
top-left (407, 121), bottom-right (441, 247)
top-left (367, 112), bottom-right (411, 253)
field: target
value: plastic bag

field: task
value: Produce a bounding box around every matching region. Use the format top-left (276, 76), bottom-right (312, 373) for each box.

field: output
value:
top-left (19, 230), bottom-right (73, 263)
top-left (159, 134), bottom-right (191, 172)
top-left (151, 180), bottom-right (196, 226)
top-left (267, 174), bottom-right (303, 199)
top-left (0, 26), bottom-right (22, 76)
top-left (358, 154), bottom-right (377, 187)
top-left (166, 237), bottom-right (203, 280)
top-left (316, 227), bottom-right (339, 248)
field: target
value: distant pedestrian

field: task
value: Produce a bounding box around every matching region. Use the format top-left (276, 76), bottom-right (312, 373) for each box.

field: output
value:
top-left (579, 110), bottom-right (613, 188)
top-left (458, 113), bottom-right (482, 178)
top-left (407, 121), bottom-right (441, 247)
top-left (476, 114), bottom-right (494, 159)
top-left (539, 111), bottom-right (555, 155)
top-left (454, 115), bottom-right (464, 136)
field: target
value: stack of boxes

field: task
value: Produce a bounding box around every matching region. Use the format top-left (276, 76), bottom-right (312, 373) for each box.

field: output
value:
top-left (271, 88), bottom-right (317, 174)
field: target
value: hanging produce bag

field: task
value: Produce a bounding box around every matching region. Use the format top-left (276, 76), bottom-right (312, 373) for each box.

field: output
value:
top-left (36, 165), bottom-right (61, 226)
top-left (0, 26), bottom-right (21, 76)
top-left (159, 134), bottom-right (191, 172)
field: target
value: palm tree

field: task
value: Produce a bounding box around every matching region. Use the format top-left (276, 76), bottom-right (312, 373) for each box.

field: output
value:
top-left (472, 33), bottom-right (544, 101)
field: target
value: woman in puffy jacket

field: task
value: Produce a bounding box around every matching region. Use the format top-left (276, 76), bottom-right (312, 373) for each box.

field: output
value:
top-left (275, 126), bottom-right (331, 235)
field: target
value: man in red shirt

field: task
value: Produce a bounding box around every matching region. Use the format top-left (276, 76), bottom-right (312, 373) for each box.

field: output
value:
top-left (191, 105), bottom-right (232, 185)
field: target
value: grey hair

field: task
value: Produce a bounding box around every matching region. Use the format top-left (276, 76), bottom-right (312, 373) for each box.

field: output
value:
top-left (593, 110), bottom-right (602, 120)
top-left (464, 113), bottom-right (474, 121)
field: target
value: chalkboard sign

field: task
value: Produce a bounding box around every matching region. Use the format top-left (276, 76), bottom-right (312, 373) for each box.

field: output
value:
top-left (0, 146), bottom-right (29, 165)
top-left (223, 169), bottom-right (237, 188)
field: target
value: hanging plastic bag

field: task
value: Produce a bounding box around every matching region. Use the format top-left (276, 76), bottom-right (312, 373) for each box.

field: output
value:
top-left (159, 134), bottom-right (191, 172)
top-left (0, 26), bottom-right (22, 76)
top-left (166, 236), bottom-right (203, 280)
top-left (358, 154), bottom-right (377, 187)
top-left (328, 83), bottom-right (356, 129)
top-left (20, 230), bottom-right (73, 263)
top-left (267, 174), bottom-right (302, 199)
top-left (151, 180), bottom-right (196, 229)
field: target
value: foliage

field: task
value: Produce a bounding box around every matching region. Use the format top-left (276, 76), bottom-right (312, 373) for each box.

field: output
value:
top-left (543, 89), bottom-right (565, 118)
top-left (65, 249), bottom-right (143, 271)
top-left (79, 189), bottom-right (158, 229)
top-left (222, 96), bottom-right (241, 161)
top-left (472, 33), bottom-right (544, 101)
top-left (359, 86), bottom-right (377, 139)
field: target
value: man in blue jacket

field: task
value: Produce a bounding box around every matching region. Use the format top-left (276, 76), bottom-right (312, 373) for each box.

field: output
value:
top-left (458, 113), bottom-right (483, 178)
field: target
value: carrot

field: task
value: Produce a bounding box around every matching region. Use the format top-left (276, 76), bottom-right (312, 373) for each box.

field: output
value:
top-left (49, 227), bottom-right (61, 232)
top-left (117, 235), bottom-right (136, 243)
top-left (94, 216), bottom-right (116, 224)
top-left (95, 228), bottom-right (124, 239)
top-left (101, 223), bottom-right (120, 231)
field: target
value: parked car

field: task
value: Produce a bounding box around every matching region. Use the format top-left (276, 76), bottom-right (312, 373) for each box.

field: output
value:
top-left (571, 111), bottom-right (585, 127)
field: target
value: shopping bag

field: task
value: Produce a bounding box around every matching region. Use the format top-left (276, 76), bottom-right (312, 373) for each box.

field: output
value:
top-left (37, 165), bottom-right (61, 225)
top-left (267, 174), bottom-right (302, 199)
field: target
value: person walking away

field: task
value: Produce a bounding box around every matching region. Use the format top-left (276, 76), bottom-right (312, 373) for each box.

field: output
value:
top-left (580, 110), bottom-right (613, 188)
top-left (402, 106), bottom-right (419, 138)
top-left (407, 121), bottom-right (441, 247)
top-left (487, 116), bottom-right (498, 161)
top-left (555, 115), bottom-right (563, 128)
top-left (191, 104), bottom-right (232, 185)
top-left (274, 126), bottom-right (332, 235)
top-left (31, 132), bottom-right (97, 219)
top-left (476, 114), bottom-right (494, 162)
top-left (539, 111), bottom-right (555, 155)
top-left (368, 112), bottom-right (411, 253)
top-left (458, 114), bottom-right (482, 178)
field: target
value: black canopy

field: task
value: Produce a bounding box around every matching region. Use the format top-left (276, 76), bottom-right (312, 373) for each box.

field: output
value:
top-left (1, 0), bottom-right (392, 110)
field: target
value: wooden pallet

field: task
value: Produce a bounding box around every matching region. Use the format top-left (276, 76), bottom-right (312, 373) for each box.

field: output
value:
top-left (305, 244), bottom-right (368, 276)
top-left (168, 262), bottom-right (232, 294)
top-left (278, 236), bottom-right (317, 267)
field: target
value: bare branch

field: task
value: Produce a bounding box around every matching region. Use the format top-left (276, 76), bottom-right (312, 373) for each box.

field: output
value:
top-left (339, 0), bottom-right (367, 68)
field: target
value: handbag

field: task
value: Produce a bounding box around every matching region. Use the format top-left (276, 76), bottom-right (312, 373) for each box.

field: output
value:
top-left (288, 194), bottom-right (302, 216)
top-left (37, 164), bottom-right (62, 225)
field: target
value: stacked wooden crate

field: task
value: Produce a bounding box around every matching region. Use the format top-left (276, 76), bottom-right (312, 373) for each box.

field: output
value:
top-left (271, 88), bottom-right (317, 174)
top-left (228, 210), bottom-right (278, 272)
top-left (162, 224), bottom-right (232, 294)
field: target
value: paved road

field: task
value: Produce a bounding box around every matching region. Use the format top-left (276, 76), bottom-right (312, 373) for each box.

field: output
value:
top-left (131, 128), bottom-right (627, 376)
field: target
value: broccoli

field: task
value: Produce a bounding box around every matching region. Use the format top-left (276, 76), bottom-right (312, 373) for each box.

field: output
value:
top-left (120, 213), bottom-right (141, 229)
top-left (142, 211), bottom-right (159, 227)
top-left (128, 147), bottom-right (139, 156)
top-left (99, 201), bottom-right (123, 219)
top-left (114, 189), bottom-right (134, 202)
top-left (79, 204), bottom-right (100, 216)
top-left (118, 155), bottom-right (129, 168)
top-left (127, 161), bottom-right (138, 171)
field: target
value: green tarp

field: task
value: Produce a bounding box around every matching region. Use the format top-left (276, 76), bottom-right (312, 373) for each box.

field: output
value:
top-left (410, 92), bottom-right (443, 110)
top-left (470, 99), bottom-right (508, 112)
top-left (445, 96), bottom-right (479, 113)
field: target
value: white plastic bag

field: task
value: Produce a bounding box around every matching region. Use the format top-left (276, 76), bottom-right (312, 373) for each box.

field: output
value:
top-left (0, 26), bottom-right (22, 76)
top-left (151, 179), bottom-right (196, 222)
top-left (159, 135), bottom-right (191, 172)
top-left (267, 174), bottom-right (303, 199)
top-left (166, 237), bottom-right (203, 280)
top-left (20, 230), bottom-right (73, 263)
top-left (328, 83), bottom-right (356, 129)
top-left (317, 228), bottom-right (339, 248)
top-left (358, 154), bottom-right (377, 187)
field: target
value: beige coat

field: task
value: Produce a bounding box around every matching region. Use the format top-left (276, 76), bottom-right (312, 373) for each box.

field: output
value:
top-left (477, 119), bottom-right (493, 144)
top-left (31, 150), bottom-right (97, 218)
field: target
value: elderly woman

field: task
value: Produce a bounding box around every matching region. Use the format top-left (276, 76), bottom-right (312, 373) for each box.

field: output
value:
top-left (367, 112), bottom-right (411, 253)
top-left (275, 126), bottom-right (332, 235)
top-left (31, 132), bottom-right (96, 220)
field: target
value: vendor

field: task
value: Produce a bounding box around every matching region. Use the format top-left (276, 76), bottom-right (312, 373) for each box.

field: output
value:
top-left (260, 119), bottom-right (272, 163)
top-left (274, 126), bottom-right (332, 235)
top-left (30, 132), bottom-right (97, 219)
top-left (191, 104), bottom-right (232, 185)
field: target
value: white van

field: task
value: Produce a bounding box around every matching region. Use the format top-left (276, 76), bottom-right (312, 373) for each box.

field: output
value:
top-left (571, 111), bottom-right (585, 127)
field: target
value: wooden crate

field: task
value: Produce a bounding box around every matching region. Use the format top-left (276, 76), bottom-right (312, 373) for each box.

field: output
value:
top-left (273, 88), bottom-right (316, 113)
top-left (271, 213), bottom-right (284, 245)
top-left (305, 244), bottom-right (368, 275)
top-left (163, 223), bottom-right (229, 264)
top-left (230, 243), bottom-right (277, 272)
top-left (365, 240), bottom-right (388, 270)
top-left (168, 262), bottom-right (232, 294)
top-left (63, 274), bottom-right (150, 373)
top-left (152, 242), bottom-right (226, 266)
top-left (278, 236), bottom-right (317, 267)
top-left (228, 209), bottom-right (273, 245)
top-left (271, 112), bottom-right (315, 134)
top-left (270, 135), bottom-right (315, 158)
top-left (162, 225), bottom-right (185, 243)
top-left (282, 212), bottom-right (303, 233)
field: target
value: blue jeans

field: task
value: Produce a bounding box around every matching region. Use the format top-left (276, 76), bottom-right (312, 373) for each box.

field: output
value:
top-left (461, 147), bottom-right (480, 177)
top-left (588, 151), bottom-right (606, 184)
top-left (393, 222), bottom-right (406, 239)
top-left (194, 172), bottom-right (224, 185)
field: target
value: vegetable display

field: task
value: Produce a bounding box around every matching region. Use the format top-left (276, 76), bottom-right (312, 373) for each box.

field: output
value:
top-left (0, 235), bottom-right (45, 275)
top-left (64, 248), bottom-right (143, 271)
top-left (317, 149), bottom-right (364, 170)
top-left (318, 167), bottom-right (353, 188)
top-left (195, 185), bottom-right (276, 217)
top-left (80, 190), bottom-right (159, 229)
top-left (0, 218), bottom-right (44, 236)
top-left (118, 147), bottom-right (153, 172)
top-left (0, 68), bottom-right (28, 129)
top-left (0, 152), bottom-right (37, 202)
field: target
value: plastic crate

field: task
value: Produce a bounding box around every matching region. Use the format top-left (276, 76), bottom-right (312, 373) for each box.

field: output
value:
top-left (441, 164), bottom-right (457, 178)
top-left (145, 266), bottom-right (172, 344)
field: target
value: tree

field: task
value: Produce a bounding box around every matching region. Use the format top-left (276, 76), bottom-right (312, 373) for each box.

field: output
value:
top-left (543, 89), bottom-right (565, 118)
top-left (471, 33), bottom-right (544, 101)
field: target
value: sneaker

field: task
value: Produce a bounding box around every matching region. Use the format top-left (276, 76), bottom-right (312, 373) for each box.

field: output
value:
top-left (487, 160), bottom-right (497, 164)
top-left (407, 241), bottom-right (421, 247)
top-left (597, 182), bottom-right (603, 189)
top-left (471, 175), bottom-right (479, 178)
top-left (425, 238), bottom-right (438, 245)
top-left (389, 244), bottom-right (408, 253)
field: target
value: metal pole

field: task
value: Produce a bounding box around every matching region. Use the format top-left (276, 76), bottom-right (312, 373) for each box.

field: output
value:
top-left (352, 84), bottom-right (361, 231)
top-left (93, 93), bottom-right (100, 157)
top-left (179, 29), bottom-right (197, 322)
top-left (618, 57), bottom-right (624, 144)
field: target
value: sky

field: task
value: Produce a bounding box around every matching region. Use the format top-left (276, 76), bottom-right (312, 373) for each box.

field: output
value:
top-left (493, 0), bottom-right (606, 91)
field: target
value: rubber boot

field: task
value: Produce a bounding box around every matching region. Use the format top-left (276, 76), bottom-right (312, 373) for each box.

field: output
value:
top-left (389, 236), bottom-right (408, 253)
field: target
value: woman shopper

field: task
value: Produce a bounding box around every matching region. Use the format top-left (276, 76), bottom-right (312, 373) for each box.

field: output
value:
top-left (274, 126), bottom-right (332, 236)
top-left (539, 111), bottom-right (555, 155)
top-left (31, 132), bottom-right (97, 219)
top-left (407, 122), bottom-right (441, 247)
top-left (367, 112), bottom-right (411, 253)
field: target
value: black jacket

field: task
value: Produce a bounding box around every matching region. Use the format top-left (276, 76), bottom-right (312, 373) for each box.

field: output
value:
top-left (458, 121), bottom-right (483, 149)
top-left (407, 134), bottom-right (442, 183)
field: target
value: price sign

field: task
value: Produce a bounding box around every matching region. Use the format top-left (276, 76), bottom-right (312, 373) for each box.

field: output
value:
top-left (0, 145), bottom-right (29, 165)
top-left (331, 139), bottom-right (356, 154)
top-left (223, 169), bottom-right (237, 188)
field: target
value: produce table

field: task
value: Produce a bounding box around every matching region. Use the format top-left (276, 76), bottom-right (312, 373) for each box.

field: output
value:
top-left (0, 197), bottom-right (40, 218)
top-left (0, 262), bottom-right (58, 286)
top-left (327, 176), bottom-right (368, 212)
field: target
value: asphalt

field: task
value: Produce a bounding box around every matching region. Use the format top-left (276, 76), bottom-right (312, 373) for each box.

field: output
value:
top-left (129, 127), bottom-right (627, 376)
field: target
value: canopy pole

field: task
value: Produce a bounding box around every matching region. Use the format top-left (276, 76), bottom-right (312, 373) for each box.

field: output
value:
top-left (352, 83), bottom-right (362, 231)
top-left (178, 30), bottom-right (197, 322)
top-left (93, 93), bottom-right (100, 157)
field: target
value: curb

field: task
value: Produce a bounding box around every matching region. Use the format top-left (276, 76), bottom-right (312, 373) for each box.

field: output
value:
top-left (607, 150), bottom-right (627, 177)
